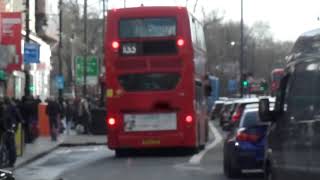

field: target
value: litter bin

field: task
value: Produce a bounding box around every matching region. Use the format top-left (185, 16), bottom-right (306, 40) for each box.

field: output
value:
top-left (90, 107), bottom-right (107, 135)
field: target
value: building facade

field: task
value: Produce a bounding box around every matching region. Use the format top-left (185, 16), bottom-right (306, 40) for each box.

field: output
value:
top-left (0, 0), bottom-right (52, 101)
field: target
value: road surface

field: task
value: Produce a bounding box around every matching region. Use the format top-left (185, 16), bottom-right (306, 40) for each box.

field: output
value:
top-left (14, 123), bottom-right (263, 180)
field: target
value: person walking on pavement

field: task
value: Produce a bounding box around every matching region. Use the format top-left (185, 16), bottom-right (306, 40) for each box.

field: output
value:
top-left (75, 98), bottom-right (91, 134)
top-left (34, 96), bottom-right (41, 122)
top-left (82, 98), bottom-right (92, 134)
top-left (45, 97), bottom-right (61, 141)
top-left (65, 100), bottom-right (74, 135)
top-left (30, 96), bottom-right (41, 140)
top-left (21, 95), bottom-right (35, 143)
top-left (3, 97), bottom-right (23, 167)
top-left (58, 97), bottom-right (66, 134)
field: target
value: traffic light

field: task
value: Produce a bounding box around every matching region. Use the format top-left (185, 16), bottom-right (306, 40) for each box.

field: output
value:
top-left (260, 81), bottom-right (268, 92)
top-left (29, 85), bottom-right (35, 92)
top-left (242, 80), bottom-right (249, 88)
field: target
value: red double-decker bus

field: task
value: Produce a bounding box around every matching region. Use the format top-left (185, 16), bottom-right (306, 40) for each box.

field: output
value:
top-left (105, 6), bottom-right (209, 155)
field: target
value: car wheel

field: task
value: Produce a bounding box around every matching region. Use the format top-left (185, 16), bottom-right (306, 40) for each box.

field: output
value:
top-left (223, 149), bottom-right (241, 178)
top-left (264, 161), bottom-right (274, 180)
top-left (224, 162), bottom-right (241, 178)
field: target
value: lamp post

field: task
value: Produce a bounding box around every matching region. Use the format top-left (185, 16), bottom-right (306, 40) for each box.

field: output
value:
top-left (24, 0), bottom-right (31, 97)
top-left (240, 0), bottom-right (244, 97)
top-left (58, 0), bottom-right (63, 101)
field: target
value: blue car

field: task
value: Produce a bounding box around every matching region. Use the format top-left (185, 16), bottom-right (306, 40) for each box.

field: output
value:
top-left (223, 107), bottom-right (268, 178)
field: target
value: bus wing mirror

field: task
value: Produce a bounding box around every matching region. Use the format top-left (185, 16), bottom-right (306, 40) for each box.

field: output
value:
top-left (204, 85), bottom-right (212, 97)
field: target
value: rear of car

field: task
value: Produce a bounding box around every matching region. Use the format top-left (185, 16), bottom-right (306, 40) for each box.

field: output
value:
top-left (223, 108), bottom-right (268, 178)
top-left (230, 98), bottom-right (259, 125)
top-left (210, 101), bottom-right (224, 120)
top-left (219, 102), bottom-right (234, 127)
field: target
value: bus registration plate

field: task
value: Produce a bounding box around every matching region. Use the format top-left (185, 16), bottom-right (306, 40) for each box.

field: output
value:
top-left (142, 139), bottom-right (161, 145)
top-left (124, 113), bottom-right (177, 132)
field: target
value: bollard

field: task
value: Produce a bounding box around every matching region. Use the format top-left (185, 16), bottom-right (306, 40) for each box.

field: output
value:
top-left (15, 123), bottom-right (24, 156)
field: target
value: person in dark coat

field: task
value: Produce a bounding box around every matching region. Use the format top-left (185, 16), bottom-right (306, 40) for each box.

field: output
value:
top-left (45, 97), bottom-right (61, 141)
top-left (4, 97), bottom-right (22, 167)
top-left (65, 100), bottom-right (74, 135)
top-left (34, 96), bottom-right (41, 120)
top-left (21, 95), bottom-right (35, 143)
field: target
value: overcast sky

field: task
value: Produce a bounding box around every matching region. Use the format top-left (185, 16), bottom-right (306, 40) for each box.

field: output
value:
top-left (104, 0), bottom-right (320, 41)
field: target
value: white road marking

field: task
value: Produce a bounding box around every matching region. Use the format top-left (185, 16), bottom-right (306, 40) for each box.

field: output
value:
top-left (173, 163), bottom-right (204, 171)
top-left (188, 121), bottom-right (223, 165)
top-left (242, 169), bottom-right (264, 173)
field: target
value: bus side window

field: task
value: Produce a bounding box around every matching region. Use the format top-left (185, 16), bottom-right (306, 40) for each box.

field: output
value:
top-left (195, 81), bottom-right (203, 109)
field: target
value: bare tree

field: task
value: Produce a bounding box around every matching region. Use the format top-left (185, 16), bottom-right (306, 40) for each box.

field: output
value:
top-left (203, 11), bottom-right (293, 95)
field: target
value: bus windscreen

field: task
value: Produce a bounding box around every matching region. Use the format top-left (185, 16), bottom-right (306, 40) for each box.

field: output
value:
top-left (119, 18), bottom-right (176, 38)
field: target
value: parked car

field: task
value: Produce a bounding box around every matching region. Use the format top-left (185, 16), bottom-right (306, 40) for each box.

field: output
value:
top-left (259, 28), bottom-right (320, 180)
top-left (223, 107), bottom-right (269, 178)
top-left (210, 100), bottom-right (224, 120)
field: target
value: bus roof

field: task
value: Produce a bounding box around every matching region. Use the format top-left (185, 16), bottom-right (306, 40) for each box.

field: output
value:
top-left (108, 6), bottom-right (188, 15)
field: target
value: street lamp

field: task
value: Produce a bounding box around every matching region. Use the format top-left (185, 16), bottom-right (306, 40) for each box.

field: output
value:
top-left (240, 0), bottom-right (244, 97)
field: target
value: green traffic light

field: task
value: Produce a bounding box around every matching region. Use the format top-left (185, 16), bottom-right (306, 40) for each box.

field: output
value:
top-left (29, 85), bottom-right (35, 92)
top-left (243, 81), bottom-right (248, 87)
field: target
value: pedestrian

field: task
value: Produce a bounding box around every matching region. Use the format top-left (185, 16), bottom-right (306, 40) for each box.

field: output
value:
top-left (73, 97), bottom-right (82, 133)
top-left (34, 96), bottom-right (41, 122)
top-left (3, 97), bottom-right (22, 167)
top-left (45, 97), bottom-right (61, 141)
top-left (65, 99), bottom-right (74, 135)
top-left (58, 98), bottom-right (66, 134)
top-left (75, 98), bottom-right (91, 134)
top-left (30, 96), bottom-right (41, 140)
top-left (82, 98), bottom-right (92, 134)
top-left (21, 95), bottom-right (34, 143)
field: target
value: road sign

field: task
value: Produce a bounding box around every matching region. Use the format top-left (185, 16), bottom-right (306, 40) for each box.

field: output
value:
top-left (55, 75), bottom-right (64, 89)
top-left (228, 79), bottom-right (237, 92)
top-left (24, 43), bottom-right (40, 64)
top-left (75, 56), bottom-right (99, 85)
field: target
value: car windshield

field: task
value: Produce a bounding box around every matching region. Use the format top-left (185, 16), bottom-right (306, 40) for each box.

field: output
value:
top-left (214, 103), bottom-right (223, 110)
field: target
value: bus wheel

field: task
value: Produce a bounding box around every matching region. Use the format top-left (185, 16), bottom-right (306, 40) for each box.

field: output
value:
top-left (115, 149), bottom-right (128, 157)
top-left (199, 144), bottom-right (205, 150)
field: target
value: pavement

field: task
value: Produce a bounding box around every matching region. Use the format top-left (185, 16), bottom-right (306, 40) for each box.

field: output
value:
top-left (12, 133), bottom-right (107, 171)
